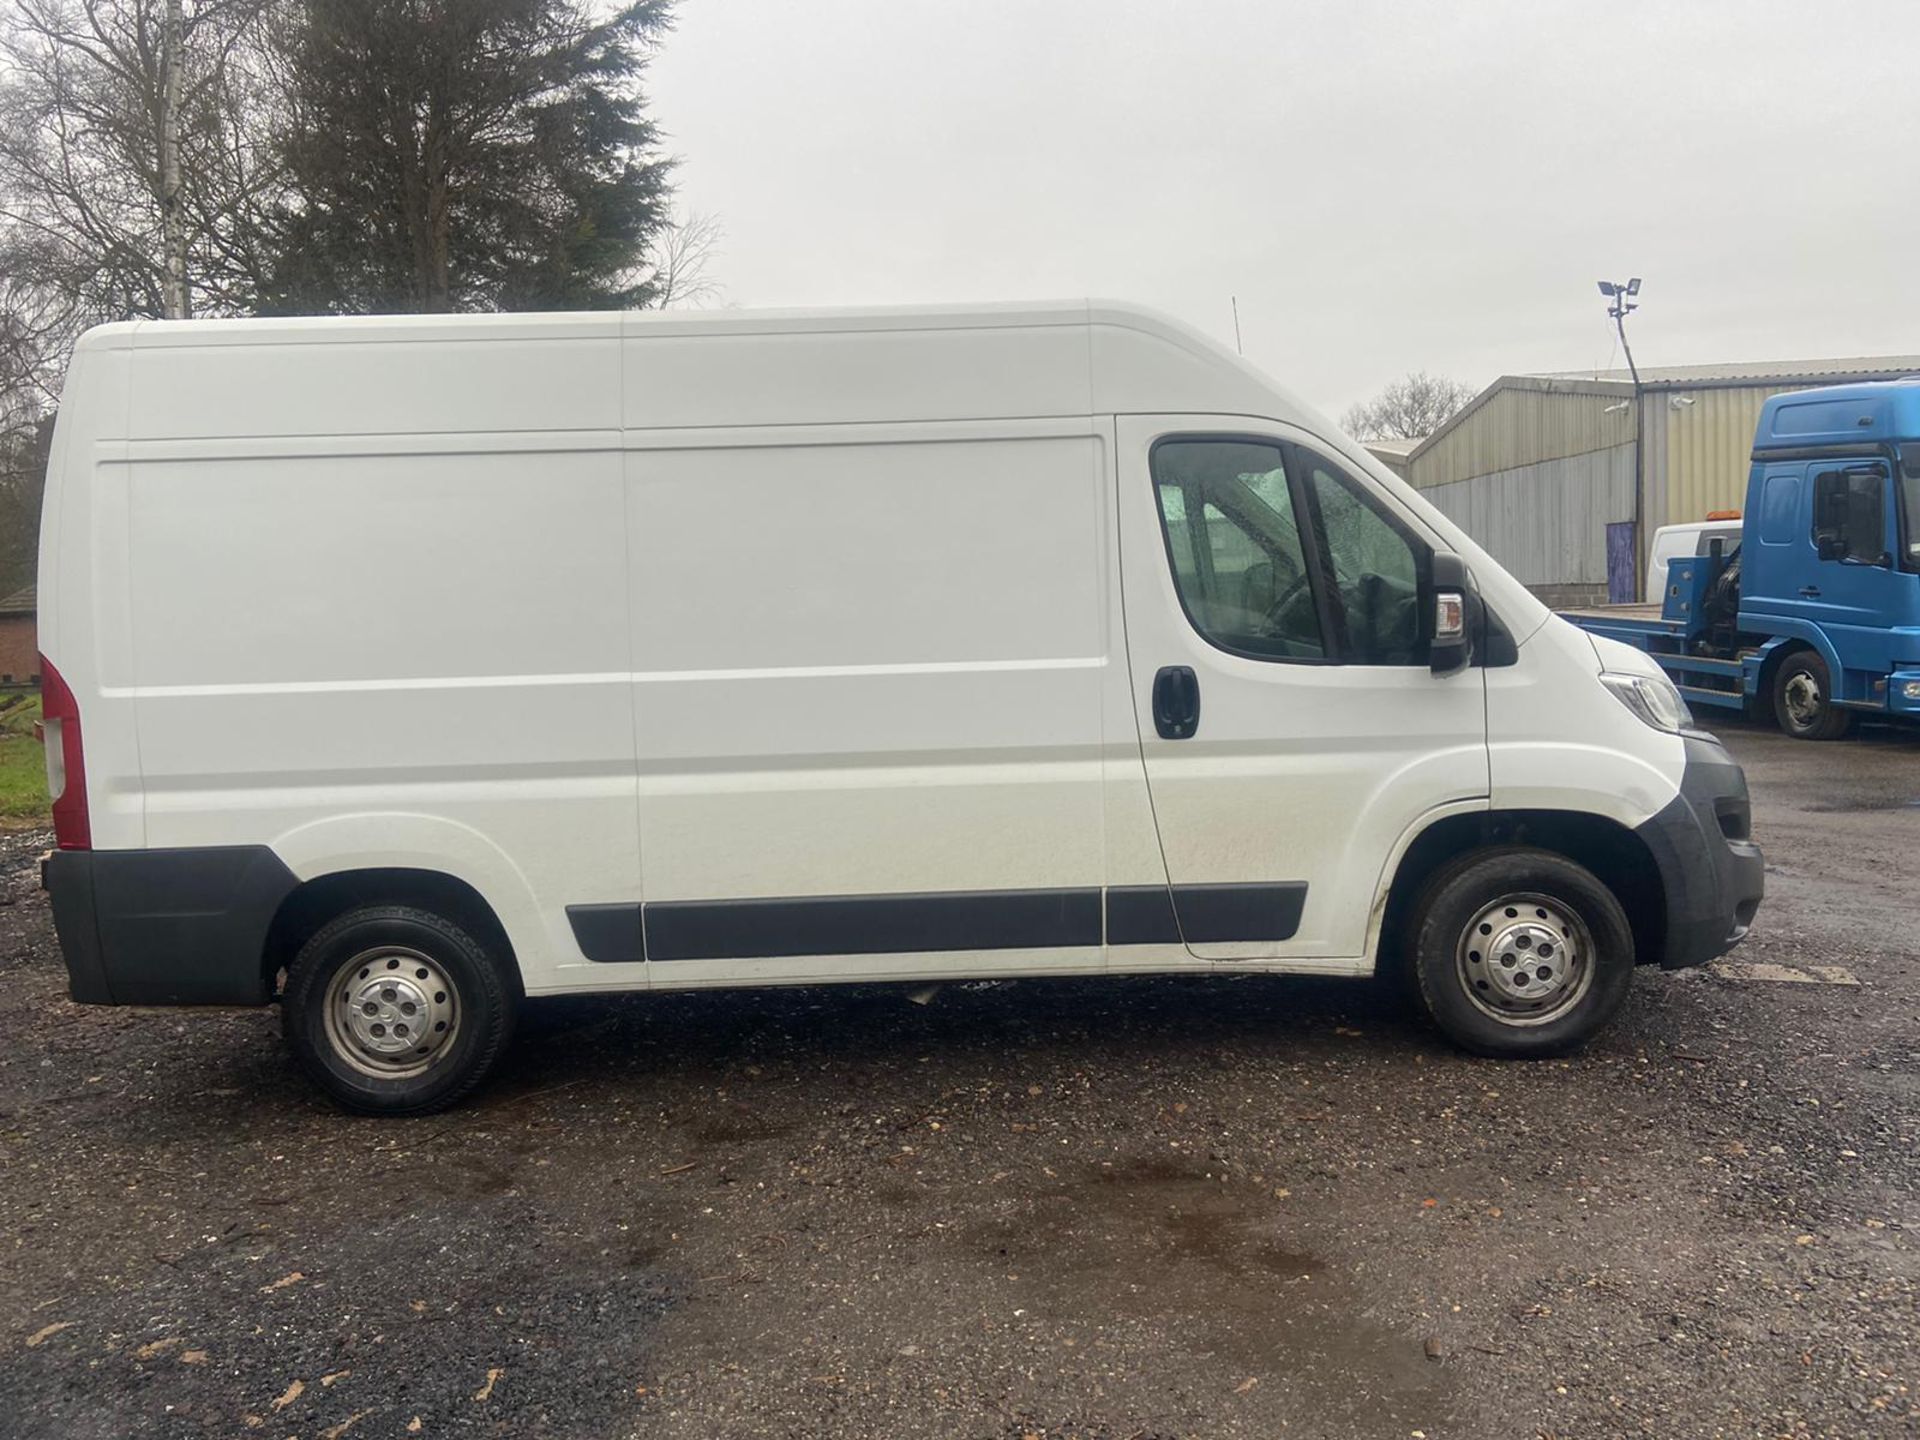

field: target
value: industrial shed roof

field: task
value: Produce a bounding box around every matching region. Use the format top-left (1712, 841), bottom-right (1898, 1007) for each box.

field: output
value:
top-left (1406, 354), bottom-right (1920, 468)
top-left (1538, 356), bottom-right (1920, 388)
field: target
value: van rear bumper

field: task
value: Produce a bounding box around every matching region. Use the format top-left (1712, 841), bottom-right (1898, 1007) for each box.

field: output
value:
top-left (43, 846), bottom-right (297, 1005)
top-left (1634, 734), bottom-right (1765, 970)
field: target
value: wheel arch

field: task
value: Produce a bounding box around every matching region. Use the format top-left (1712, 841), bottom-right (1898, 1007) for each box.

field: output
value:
top-left (1754, 635), bottom-right (1816, 706)
top-left (1747, 622), bottom-right (1847, 699)
top-left (262, 811), bottom-right (549, 993)
top-left (262, 868), bottom-right (523, 999)
top-left (1377, 809), bottom-right (1666, 980)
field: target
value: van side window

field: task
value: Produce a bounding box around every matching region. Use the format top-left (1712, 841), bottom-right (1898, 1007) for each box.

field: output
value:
top-left (1302, 457), bottom-right (1429, 665)
top-left (1151, 441), bottom-right (1326, 660)
top-left (1811, 468), bottom-right (1889, 564)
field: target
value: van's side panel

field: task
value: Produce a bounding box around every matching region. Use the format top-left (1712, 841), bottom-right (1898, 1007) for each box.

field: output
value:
top-left (585, 416), bottom-right (1114, 988)
top-left (124, 316), bottom-right (623, 439)
top-left (619, 314), bottom-right (1093, 429)
top-left (118, 326), bottom-right (640, 990)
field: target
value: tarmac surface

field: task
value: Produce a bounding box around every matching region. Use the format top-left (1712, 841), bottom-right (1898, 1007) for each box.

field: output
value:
top-left (1, 717), bottom-right (1916, 1438)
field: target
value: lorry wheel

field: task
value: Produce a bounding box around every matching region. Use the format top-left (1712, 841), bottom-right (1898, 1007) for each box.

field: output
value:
top-left (1771, 651), bottom-right (1854, 741)
top-left (1409, 847), bottom-right (1634, 1058)
top-left (283, 904), bottom-right (517, 1115)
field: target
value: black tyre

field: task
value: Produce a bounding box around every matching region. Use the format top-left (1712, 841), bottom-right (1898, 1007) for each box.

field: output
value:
top-left (283, 904), bottom-right (517, 1115)
top-left (1771, 650), bottom-right (1854, 741)
top-left (1409, 847), bottom-right (1635, 1058)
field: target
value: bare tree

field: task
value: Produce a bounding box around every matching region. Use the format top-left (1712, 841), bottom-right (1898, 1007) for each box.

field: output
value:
top-left (0, 276), bottom-right (66, 425)
top-left (159, 0), bottom-right (185, 316)
top-left (0, 0), bottom-right (279, 353)
top-left (646, 209), bottom-right (725, 308)
top-left (1340, 372), bottom-right (1479, 442)
top-left (0, 0), bottom-right (281, 597)
top-left (0, 278), bottom-right (61, 594)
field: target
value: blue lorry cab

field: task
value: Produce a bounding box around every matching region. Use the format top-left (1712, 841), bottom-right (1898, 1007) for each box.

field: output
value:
top-left (1742, 383), bottom-right (1920, 701)
top-left (1567, 378), bottom-right (1920, 740)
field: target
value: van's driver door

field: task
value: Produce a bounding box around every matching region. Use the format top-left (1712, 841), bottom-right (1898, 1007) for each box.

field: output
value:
top-left (1116, 419), bottom-right (1490, 961)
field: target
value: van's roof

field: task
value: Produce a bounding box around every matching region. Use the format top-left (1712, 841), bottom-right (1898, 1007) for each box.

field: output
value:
top-left (81, 298), bottom-right (1210, 349)
top-left (76, 299), bottom-right (1320, 439)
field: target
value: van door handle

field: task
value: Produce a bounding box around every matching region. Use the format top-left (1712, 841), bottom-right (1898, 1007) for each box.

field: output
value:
top-left (1152, 665), bottom-right (1200, 740)
top-left (1798, 586), bottom-right (1821, 598)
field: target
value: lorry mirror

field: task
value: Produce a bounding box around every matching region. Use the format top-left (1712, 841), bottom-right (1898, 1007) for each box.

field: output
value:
top-left (1815, 534), bottom-right (1845, 562)
top-left (1429, 551), bottom-right (1476, 677)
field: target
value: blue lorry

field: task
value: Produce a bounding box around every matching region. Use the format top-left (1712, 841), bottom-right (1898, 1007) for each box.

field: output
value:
top-left (1565, 379), bottom-right (1920, 740)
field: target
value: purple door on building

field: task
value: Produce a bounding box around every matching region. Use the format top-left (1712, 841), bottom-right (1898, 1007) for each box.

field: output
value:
top-left (1606, 521), bottom-right (1637, 604)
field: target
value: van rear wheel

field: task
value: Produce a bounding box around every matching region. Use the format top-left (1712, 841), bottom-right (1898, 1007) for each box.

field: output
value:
top-left (284, 904), bottom-right (517, 1114)
top-left (1409, 847), bottom-right (1634, 1058)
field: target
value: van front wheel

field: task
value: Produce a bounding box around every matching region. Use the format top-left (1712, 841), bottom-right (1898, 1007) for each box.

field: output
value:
top-left (1409, 847), bottom-right (1634, 1058)
top-left (284, 905), bottom-right (517, 1114)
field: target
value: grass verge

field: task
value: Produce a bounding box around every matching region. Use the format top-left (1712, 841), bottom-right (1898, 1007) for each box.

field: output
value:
top-left (0, 691), bottom-right (48, 823)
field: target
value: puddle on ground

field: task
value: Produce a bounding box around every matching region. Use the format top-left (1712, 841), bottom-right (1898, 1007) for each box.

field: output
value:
top-left (956, 1155), bottom-right (1447, 1423)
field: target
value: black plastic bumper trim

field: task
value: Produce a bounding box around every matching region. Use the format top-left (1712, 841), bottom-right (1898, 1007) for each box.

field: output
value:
top-left (44, 845), bottom-right (298, 1005)
top-left (567, 882), bottom-right (1309, 963)
top-left (1634, 734), bottom-right (1765, 970)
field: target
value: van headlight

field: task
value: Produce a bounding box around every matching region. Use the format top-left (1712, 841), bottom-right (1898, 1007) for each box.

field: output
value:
top-left (1600, 670), bottom-right (1694, 734)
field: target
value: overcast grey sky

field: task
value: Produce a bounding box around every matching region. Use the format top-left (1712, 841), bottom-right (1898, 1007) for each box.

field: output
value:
top-left (647, 0), bottom-right (1920, 420)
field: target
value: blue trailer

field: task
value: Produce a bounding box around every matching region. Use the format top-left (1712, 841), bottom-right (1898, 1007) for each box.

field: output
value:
top-left (1563, 379), bottom-right (1920, 739)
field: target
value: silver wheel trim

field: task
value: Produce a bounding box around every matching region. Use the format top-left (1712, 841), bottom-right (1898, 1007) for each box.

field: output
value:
top-left (322, 945), bottom-right (461, 1080)
top-left (1454, 892), bottom-right (1596, 1028)
top-left (1783, 670), bottom-right (1823, 729)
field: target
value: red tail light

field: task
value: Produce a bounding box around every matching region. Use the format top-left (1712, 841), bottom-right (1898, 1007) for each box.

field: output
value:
top-left (39, 655), bottom-right (90, 850)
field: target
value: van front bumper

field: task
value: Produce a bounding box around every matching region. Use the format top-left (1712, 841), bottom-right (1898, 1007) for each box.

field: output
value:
top-left (43, 846), bottom-right (296, 1005)
top-left (1633, 733), bottom-right (1764, 970)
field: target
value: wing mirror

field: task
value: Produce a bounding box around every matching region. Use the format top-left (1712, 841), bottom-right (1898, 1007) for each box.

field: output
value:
top-left (1429, 551), bottom-right (1479, 677)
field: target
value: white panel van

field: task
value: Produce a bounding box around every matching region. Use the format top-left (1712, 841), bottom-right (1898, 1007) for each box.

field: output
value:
top-left (1645, 518), bottom-right (1744, 599)
top-left (36, 303), bottom-right (1764, 1112)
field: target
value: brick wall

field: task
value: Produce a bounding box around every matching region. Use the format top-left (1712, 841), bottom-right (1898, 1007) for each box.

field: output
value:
top-left (0, 616), bottom-right (38, 686)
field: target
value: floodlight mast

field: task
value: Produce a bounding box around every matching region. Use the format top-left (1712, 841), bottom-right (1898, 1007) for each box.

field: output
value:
top-left (1597, 277), bottom-right (1641, 388)
top-left (1596, 277), bottom-right (1647, 596)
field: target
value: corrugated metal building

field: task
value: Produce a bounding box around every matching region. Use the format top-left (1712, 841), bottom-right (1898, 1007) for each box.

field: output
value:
top-left (1362, 436), bottom-right (1418, 480)
top-left (1397, 355), bottom-right (1920, 604)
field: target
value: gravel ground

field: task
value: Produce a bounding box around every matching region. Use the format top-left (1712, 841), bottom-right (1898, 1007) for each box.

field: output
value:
top-left (1, 718), bottom-right (1916, 1439)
